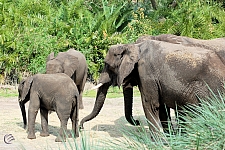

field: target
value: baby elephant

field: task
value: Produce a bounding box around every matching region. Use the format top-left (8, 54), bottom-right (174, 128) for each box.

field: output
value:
top-left (18, 73), bottom-right (79, 142)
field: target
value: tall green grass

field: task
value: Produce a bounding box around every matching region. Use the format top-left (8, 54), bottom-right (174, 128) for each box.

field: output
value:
top-left (102, 90), bottom-right (225, 149)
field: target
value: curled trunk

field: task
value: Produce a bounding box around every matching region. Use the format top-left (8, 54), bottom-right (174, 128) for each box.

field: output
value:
top-left (19, 102), bottom-right (27, 129)
top-left (123, 83), bottom-right (140, 126)
top-left (80, 83), bottom-right (111, 129)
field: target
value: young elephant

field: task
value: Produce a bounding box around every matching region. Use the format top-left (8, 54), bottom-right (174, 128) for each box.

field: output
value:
top-left (46, 49), bottom-right (88, 109)
top-left (18, 73), bottom-right (79, 142)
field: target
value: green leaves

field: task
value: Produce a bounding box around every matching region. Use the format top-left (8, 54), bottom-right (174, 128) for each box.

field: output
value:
top-left (1, 0), bottom-right (225, 84)
top-left (0, 0), bottom-right (133, 83)
top-left (168, 0), bottom-right (225, 39)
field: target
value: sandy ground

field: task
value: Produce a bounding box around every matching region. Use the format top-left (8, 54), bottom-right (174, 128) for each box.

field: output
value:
top-left (0, 87), bottom-right (147, 150)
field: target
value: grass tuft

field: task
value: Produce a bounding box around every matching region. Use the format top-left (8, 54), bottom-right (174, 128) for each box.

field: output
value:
top-left (103, 88), bottom-right (225, 149)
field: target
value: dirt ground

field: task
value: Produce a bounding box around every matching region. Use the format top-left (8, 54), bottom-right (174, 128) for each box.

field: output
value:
top-left (0, 85), bottom-right (147, 150)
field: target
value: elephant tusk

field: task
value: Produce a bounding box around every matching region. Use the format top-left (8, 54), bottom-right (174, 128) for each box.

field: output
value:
top-left (91, 83), bottom-right (103, 90)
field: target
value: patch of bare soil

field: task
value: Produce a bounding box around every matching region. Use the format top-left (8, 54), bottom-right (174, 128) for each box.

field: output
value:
top-left (0, 87), bottom-right (146, 149)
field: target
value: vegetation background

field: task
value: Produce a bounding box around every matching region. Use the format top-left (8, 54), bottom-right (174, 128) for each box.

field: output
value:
top-left (1, 0), bottom-right (225, 84)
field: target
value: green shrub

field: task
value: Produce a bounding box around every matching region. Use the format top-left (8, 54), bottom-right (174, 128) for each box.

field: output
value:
top-left (123, 0), bottom-right (225, 39)
top-left (1, 0), bottom-right (225, 84)
top-left (0, 0), bottom-right (133, 83)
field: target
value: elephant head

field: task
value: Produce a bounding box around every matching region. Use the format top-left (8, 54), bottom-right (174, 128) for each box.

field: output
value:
top-left (18, 77), bottom-right (33, 129)
top-left (46, 51), bottom-right (78, 78)
top-left (80, 44), bottom-right (141, 128)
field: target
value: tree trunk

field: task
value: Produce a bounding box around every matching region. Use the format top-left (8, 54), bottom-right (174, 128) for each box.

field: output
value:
top-left (150, 0), bottom-right (157, 10)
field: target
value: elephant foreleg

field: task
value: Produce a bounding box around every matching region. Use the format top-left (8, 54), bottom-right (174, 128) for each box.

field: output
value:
top-left (138, 77), bottom-right (163, 132)
top-left (40, 108), bottom-right (49, 137)
top-left (159, 104), bottom-right (171, 133)
top-left (123, 82), bottom-right (140, 126)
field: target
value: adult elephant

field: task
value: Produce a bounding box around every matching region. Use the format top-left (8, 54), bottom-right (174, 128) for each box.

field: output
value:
top-left (18, 73), bottom-right (79, 142)
top-left (136, 34), bottom-right (225, 63)
top-left (46, 48), bottom-right (87, 109)
top-left (80, 37), bottom-right (225, 132)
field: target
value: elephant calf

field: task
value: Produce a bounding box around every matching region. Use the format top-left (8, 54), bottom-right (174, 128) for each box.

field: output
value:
top-left (18, 73), bottom-right (79, 142)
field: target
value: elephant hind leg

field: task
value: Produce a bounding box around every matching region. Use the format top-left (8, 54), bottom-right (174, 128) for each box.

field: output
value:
top-left (55, 108), bottom-right (71, 142)
top-left (78, 90), bottom-right (84, 109)
top-left (55, 118), bottom-right (69, 142)
top-left (70, 104), bottom-right (79, 138)
top-left (78, 72), bottom-right (87, 109)
top-left (40, 108), bottom-right (49, 137)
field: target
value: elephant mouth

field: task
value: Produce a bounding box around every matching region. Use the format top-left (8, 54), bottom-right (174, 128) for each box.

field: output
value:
top-left (18, 96), bottom-right (23, 102)
top-left (18, 97), bottom-right (29, 104)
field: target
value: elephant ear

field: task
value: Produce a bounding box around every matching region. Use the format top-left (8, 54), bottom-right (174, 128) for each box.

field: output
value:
top-left (63, 54), bottom-right (79, 77)
top-left (47, 52), bottom-right (55, 62)
top-left (117, 44), bottom-right (140, 86)
top-left (21, 77), bottom-right (33, 101)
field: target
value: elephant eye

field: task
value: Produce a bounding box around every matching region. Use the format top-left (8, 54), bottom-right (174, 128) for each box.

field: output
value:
top-left (114, 53), bottom-right (123, 59)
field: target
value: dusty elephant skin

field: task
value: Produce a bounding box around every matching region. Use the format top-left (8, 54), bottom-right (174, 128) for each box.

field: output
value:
top-left (136, 34), bottom-right (225, 64)
top-left (46, 48), bottom-right (87, 109)
top-left (80, 34), bottom-right (225, 132)
top-left (18, 73), bottom-right (79, 142)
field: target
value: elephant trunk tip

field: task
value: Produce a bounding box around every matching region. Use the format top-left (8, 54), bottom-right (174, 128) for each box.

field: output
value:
top-left (134, 120), bottom-right (140, 126)
top-left (23, 124), bottom-right (27, 129)
top-left (79, 120), bottom-right (85, 129)
top-left (126, 116), bottom-right (140, 126)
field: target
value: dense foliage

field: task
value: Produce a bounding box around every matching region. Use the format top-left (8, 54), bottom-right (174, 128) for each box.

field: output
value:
top-left (1, 0), bottom-right (225, 84)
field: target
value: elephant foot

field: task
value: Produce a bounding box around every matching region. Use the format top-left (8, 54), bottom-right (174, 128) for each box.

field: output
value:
top-left (55, 136), bottom-right (66, 142)
top-left (75, 132), bottom-right (79, 138)
top-left (40, 132), bottom-right (49, 137)
top-left (66, 131), bottom-right (79, 138)
top-left (27, 133), bottom-right (36, 139)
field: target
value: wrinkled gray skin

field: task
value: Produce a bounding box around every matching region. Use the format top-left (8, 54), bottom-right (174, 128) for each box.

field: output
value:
top-left (136, 34), bottom-right (225, 64)
top-left (80, 35), bottom-right (225, 132)
top-left (18, 73), bottom-right (79, 142)
top-left (136, 34), bottom-right (225, 129)
top-left (46, 49), bottom-right (87, 109)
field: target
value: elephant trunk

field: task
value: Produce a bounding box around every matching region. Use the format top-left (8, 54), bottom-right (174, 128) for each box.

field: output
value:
top-left (80, 82), bottom-right (111, 129)
top-left (19, 101), bottom-right (27, 129)
top-left (123, 83), bottom-right (140, 126)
